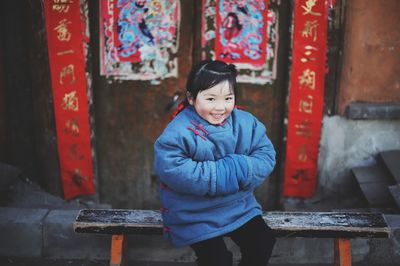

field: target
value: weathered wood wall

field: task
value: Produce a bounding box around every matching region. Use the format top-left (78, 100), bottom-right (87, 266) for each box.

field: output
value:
top-left (29, 0), bottom-right (64, 195)
top-left (0, 1), bottom-right (62, 194)
top-left (1, 1), bottom-right (39, 180)
top-left (91, 1), bottom-right (197, 208)
top-left (1, 1), bottom-right (290, 209)
top-left (90, 1), bottom-right (290, 210)
top-left (0, 40), bottom-right (7, 162)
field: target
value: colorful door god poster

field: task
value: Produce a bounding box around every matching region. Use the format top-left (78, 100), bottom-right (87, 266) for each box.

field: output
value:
top-left (202, 0), bottom-right (278, 84)
top-left (215, 0), bottom-right (268, 66)
top-left (44, 0), bottom-right (95, 200)
top-left (283, 0), bottom-right (329, 198)
top-left (100, 0), bottom-right (180, 82)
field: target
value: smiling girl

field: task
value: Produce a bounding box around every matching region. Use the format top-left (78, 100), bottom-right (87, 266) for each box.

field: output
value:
top-left (154, 60), bottom-right (276, 266)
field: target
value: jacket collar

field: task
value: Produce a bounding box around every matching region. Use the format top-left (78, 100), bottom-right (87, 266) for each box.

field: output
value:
top-left (183, 106), bottom-right (233, 134)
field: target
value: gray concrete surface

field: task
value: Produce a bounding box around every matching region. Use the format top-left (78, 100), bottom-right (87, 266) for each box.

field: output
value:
top-left (0, 208), bottom-right (48, 257)
top-left (1, 170), bottom-right (400, 265)
top-left (2, 260), bottom-right (400, 266)
top-left (318, 116), bottom-right (400, 195)
top-left (43, 209), bottom-right (111, 259)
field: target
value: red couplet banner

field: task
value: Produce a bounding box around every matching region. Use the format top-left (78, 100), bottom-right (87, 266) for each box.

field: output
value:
top-left (283, 0), bottom-right (328, 198)
top-left (44, 0), bottom-right (95, 199)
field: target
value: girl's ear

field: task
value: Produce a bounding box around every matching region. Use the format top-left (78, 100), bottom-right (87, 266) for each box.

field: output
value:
top-left (186, 92), bottom-right (194, 105)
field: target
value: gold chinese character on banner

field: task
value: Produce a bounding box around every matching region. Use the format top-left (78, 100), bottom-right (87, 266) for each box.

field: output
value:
top-left (302, 0), bottom-right (321, 16)
top-left (64, 118), bottom-right (79, 136)
top-left (72, 168), bottom-right (88, 186)
top-left (300, 45), bottom-right (318, 63)
top-left (54, 18), bottom-right (72, 41)
top-left (295, 119), bottom-right (312, 138)
top-left (299, 95), bottom-right (313, 114)
top-left (59, 64), bottom-right (76, 85)
top-left (302, 20), bottom-right (319, 41)
top-left (68, 144), bottom-right (84, 160)
top-left (57, 49), bottom-right (74, 56)
top-left (62, 90), bottom-right (79, 111)
top-left (291, 169), bottom-right (308, 184)
top-left (52, 0), bottom-right (74, 13)
top-left (297, 144), bottom-right (308, 162)
top-left (299, 69), bottom-right (316, 90)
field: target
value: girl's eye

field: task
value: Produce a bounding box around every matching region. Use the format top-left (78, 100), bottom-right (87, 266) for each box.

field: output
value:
top-left (226, 97), bottom-right (233, 101)
top-left (206, 98), bottom-right (215, 102)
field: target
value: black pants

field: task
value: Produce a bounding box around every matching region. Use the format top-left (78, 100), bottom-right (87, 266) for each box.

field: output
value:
top-left (190, 215), bottom-right (276, 266)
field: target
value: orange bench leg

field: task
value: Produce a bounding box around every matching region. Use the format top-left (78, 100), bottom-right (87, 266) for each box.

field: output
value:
top-left (110, 234), bottom-right (128, 266)
top-left (334, 238), bottom-right (352, 266)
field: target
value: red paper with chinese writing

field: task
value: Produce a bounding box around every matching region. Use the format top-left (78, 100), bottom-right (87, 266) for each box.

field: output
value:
top-left (44, 0), bottom-right (95, 199)
top-left (283, 0), bottom-right (328, 198)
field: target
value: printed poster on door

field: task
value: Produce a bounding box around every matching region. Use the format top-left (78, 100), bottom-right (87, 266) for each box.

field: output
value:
top-left (215, 0), bottom-right (268, 66)
top-left (202, 0), bottom-right (278, 84)
top-left (100, 0), bottom-right (180, 83)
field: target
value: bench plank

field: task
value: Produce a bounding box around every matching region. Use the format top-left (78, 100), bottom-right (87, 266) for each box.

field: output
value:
top-left (267, 212), bottom-right (389, 238)
top-left (74, 209), bottom-right (163, 235)
top-left (74, 210), bottom-right (390, 238)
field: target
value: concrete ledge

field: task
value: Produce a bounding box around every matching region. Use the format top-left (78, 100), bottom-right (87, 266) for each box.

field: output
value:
top-left (345, 102), bottom-right (400, 120)
top-left (385, 214), bottom-right (400, 246)
top-left (43, 209), bottom-right (110, 260)
top-left (0, 207), bottom-right (49, 257)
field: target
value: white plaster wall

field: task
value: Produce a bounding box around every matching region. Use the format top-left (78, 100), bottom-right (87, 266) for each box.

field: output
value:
top-left (318, 116), bottom-right (400, 194)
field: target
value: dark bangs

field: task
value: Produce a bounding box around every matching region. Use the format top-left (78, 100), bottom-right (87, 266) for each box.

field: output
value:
top-left (186, 60), bottom-right (237, 100)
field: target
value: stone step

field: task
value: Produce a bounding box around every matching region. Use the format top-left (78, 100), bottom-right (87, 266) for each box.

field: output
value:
top-left (379, 150), bottom-right (400, 184)
top-left (388, 184), bottom-right (400, 209)
top-left (351, 164), bottom-right (397, 209)
top-left (352, 163), bottom-right (396, 185)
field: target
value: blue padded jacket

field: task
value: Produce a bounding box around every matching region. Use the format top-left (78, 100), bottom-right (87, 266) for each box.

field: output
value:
top-left (154, 106), bottom-right (276, 247)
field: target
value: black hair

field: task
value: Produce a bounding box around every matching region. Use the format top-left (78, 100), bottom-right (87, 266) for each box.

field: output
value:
top-left (184, 60), bottom-right (237, 105)
top-left (226, 12), bottom-right (243, 31)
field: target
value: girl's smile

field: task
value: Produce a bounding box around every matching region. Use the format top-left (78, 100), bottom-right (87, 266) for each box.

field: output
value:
top-left (188, 80), bottom-right (235, 125)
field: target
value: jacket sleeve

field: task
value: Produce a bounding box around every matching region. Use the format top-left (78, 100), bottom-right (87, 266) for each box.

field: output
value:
top-left (154, 137), bottom-right (248, 197)
top-left (239, 117), bottom-right (276, 190)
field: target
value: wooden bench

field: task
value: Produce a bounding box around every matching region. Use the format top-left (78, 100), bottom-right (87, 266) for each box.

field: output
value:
top-left (73, 210), bottom-right (391, 266)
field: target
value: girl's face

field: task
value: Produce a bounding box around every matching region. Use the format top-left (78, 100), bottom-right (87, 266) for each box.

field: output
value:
top-left (188, 80), bottom-right (235, 125)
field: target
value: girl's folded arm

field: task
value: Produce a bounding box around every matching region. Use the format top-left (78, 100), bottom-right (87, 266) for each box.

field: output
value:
top-left (239, 119), bottom-right (276, 190)
top-left (154, 139), bottom-right (247, 196)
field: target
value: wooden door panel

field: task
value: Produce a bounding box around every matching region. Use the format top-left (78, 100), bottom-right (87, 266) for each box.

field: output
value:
top-left (193, 1), bottom-right (290, 209)
top-left (92, 1), bottom-right (289, 210)
top-left (93, 0), bottom-right (195, 208)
